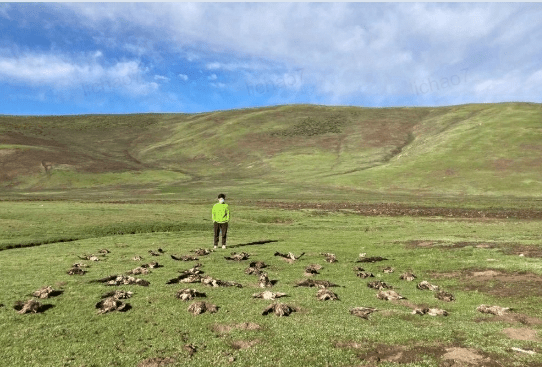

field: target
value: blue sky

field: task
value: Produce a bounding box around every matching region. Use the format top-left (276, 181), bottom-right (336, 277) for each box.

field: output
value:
top-left (1, 2), bottom-right (541, 115)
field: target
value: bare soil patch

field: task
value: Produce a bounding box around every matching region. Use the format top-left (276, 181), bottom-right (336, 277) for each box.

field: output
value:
top-left (407, 240), bottom-right (542, 258)
top-left (503, 328), bottom-right (539, 341)
top-left (229, 339), bottom-right (261, 350)
top-left (256, 201), bottom-right (542, 220)
top-left (137, 357), bottom-right (176, 367)
top-left (211, 322), bottom-right (262, 335)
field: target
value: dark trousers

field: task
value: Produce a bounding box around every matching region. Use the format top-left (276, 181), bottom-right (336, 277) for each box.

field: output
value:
top-left (214, 222), bottom-right (228, 247)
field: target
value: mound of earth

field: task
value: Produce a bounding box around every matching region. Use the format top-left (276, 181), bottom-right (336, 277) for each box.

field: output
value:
top-left (175, 288), bottom-right (207, 301)
top-left (295, 279), bottom-right (339, 288)
top-left (96, 297), bottom-right (131, 314)
top-left (350, 307), bottom-right (377, 319)
top-left (252, 291), bottom-right (288, 300)
top-left (96, 275), bottom-right (150, 286)
top-left (32, 286), bottom-right (63, 298)
top-left (316, 288), bottom-right (338, 301)
top-left (188, 301), bottom-right (218, 315)
top-left (262, 303), bottom-right (297, 317)
top-left (321, 253), bottom-right (337, 263)
top-left (14, 299), bottom-right (52, 314)
top-left (211, 322), bottom-right (262, 335)
top-left (230, 339), bottom-right (260, 350)
top-left (224, 252), bottom-right (250, 261)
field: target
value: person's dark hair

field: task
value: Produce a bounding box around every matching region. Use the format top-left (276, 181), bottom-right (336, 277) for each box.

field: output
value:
top-left (218, 193), bottom-right (226, 199)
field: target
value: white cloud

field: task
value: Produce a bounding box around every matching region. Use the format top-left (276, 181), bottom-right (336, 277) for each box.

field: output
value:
top-left (209, 82), bottom-right (226, 89)
top-left (208, 74), bottom-right (217, 80)
top-left (154, 74), bottom-right (170, 82)
top-left (0, 50), bottom-right (158, 96)
top-left (178, 74), bottom-right (188, 81)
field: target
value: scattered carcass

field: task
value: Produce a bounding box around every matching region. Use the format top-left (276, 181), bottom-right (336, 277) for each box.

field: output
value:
top-left (192, 248), bottom-right (213, 256)
top-left (477, 305), bottom-right (511, 316)
top-left (376, 290), bottom-right (405, 301)
top-left (274, 252), bottom-right (305, 263)
top-left (96, 297), bottom-right (131, 314)
top-left (175, 288), bottom-right (207, 301)
top-left (262, 303), bottom-right (297, 317)
top-left (304, 264), bottom-right (322, 276)
top-left (252, 291), bottom-right (288, 300)
top-left (295, 279), bottom-right (339, 288)
top-left (417, 281), bottom-right (440, 291)
top-left (321, 253), bottom-right (337, 263)
top-left (171, 254), bottom-right (199, 261)
top-left (224, 252), bottom-right (250, 261)
top-left (412, 307), bottom-right (448, 316)
top-left (13, 299), bottom-right (50, 314)
top-left (399, 272), bottom-right (416, 281)
top-left (187, 301), bottom-right (218, 315)
top-left (435, 291), bottom-right (455, 302)
top-left (101, 290), bottom-right (133, 300)
top-left (367, 280), bottom-right (392, 290)
top-left (95, 275), bottom-right (150, 286)
top-left (382, 267), bottom-right (394, 273)
top-left (350, 307), bottom-right (378, 319)
top-left (316, 288), bottom-right (338, 301)
top-left (32, 286), bottom-right (63, 299)
top-left (356, 272), bottom-right (375, 279)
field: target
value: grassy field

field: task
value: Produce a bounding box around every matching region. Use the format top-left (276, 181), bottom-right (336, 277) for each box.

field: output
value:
top-left (1, 201), bottom-right (542, 367)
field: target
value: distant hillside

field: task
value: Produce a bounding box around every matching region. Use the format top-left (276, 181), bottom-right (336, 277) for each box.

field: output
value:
top-left (1, 103), bottom-right (541, 201)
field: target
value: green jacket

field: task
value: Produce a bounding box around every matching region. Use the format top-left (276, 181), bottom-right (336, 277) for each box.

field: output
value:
top-left (212, 203), bottom-right (230, 223)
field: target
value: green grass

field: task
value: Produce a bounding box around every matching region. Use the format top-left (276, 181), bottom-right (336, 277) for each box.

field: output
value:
top-left (1, 201), bottom-right (542, 366)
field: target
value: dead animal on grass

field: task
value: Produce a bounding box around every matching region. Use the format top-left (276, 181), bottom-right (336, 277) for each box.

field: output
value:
top-left (14, 299), bottom-right (50, 314)
top-left (183, 343), bottom-right (198, 357)
top-left (224, 252), bottom-right (250, 261)
top-left (171, 254), bottom-right (199, 261)
top-left (274, 251), bottom-right (305, 261)
top-left (188, 301), bottom-right (218, 315)
top-left (99, 249), bottom-right (110, 254)
top-left (350, 307), bottom-right (377, 319)
top-left (148, 250), bottom-right (162, 256)
top-left (141, 261), bottom-right (161, 269)
top-left (96, 297), bottom-right (131, 314)
top-left (367, 280), bottom-right (392, 290)
top-left (175, 288), bottom-right (207, 301)
top-left (258, 273), bottom-right (275, 288)
top-left (304, 264), bottom-right (322, 276)
top-left (477, 304), bottom-right (511, 316)
top-left (357, 272), bottom-right (375, 279)
top-left (168, 274), bottom-right (202, 285)
top-left (245, 267), bottom-right (264, 276)
top-left (356, 256), bottom-right (388, 263)
top-left (316, 288), bottom-right (338, 301)
top-left (132, 255), bottom-right (143, 261)
top-left (200, 276), bottom-right (242, 288)
top-left (412, 307), bottom-right (448, 316)
top-left (353, 266), bottom-right (365, 272)
top-left (67, 266), bottom-right (87, 275)
top-left (250, 261), bottom-right (267, 269)
top-left (295, 279), bottom-right (339, 288)
top-left (72, 262), bottom-right (88, 268)
top-left (79, 254), bottom-right (101, 261)
top-left (127, 266), bottom-right (150, 275)
top-left (377, 290), bottom-right (405, 301)
top-left (96, 275), bottom-right (150, 286)
top-left (321, 253), bottom-right (337, 263)
top-left (417, 281), bottom-right (440, 291)
top-left (399, 272), bottom-right (416, 281)
top-left (32, 286), bottom-right (63, 299)
top-left (192, 248), bottom-right (212, 256)
top-left (435, 291), bottom-right (455, 302)
top-left (382, 267), bottom-right (394, 273)
top-left (252, 291), bottom-right (288, 300)
top-left (101, 290), bottom-right (133, 300)
top-left (262, 303), bottom-right (297, 317)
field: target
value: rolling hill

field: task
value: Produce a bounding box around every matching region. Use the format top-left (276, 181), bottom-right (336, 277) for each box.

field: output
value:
top-left (1, 103), bottom-right (541, 204)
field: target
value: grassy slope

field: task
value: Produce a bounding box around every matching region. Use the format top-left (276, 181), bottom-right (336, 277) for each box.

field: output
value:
top-left (1, 103), bottom-right (541, 203)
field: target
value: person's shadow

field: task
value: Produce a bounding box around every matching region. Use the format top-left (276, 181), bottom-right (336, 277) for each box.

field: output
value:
top-left (228, 240), bottom-right (279, 249)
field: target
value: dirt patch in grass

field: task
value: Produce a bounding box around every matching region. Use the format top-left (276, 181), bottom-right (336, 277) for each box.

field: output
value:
top-left (502, 328), bottom-right (539, 341)
top-left (256, 201), bottom-right (542, 220)
top-left (229, 339), bottom-right (261, 350)
top-left (211, 322), bottom-right (262, 335)
top-left (475, 313), bottom-right (542, 326)
top-left (433, 268), bottom-right (542, 299)
top-left (406, 240), bottom-right (542, 258)
top-left (334, 342), bottom-right (506, 366)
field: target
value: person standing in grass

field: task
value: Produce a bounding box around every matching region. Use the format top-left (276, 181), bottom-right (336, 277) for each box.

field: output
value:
top-left (212, 193), bottom-right (230, 249)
